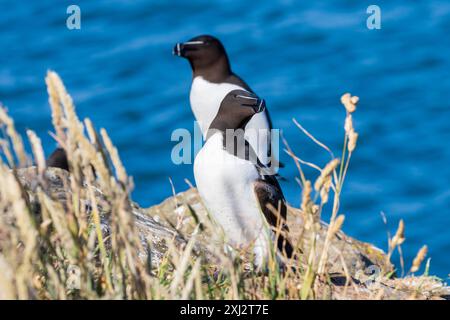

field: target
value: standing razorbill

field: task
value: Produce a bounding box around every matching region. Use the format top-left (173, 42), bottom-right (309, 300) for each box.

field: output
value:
top-left (193, 89), bottom-right (292, 269)
top-left (173, 35), bottom-right (278, 170)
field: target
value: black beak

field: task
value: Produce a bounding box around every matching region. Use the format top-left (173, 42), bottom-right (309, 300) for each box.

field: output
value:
top-left (235, 93), bottom-right (266, 114)
top-left (255, 99), bottom-right (266, 113)
top-left (173, 43), bottom-right (184, 57)
top-left (173, 40), bottom-right (205, 57)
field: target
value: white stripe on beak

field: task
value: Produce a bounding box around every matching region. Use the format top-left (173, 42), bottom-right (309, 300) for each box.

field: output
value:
top-left (257, 99), bottom-right (265, 113)
top-left (183, 41), bottom-right (205, 45)
top-left (236, 94), bottom-right (258, 103)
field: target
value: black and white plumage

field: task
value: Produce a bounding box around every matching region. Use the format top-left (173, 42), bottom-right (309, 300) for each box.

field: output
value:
top-left (193, 90), bottom-right (292, 269)
top-left (174, 35), bottom-right (278, 169)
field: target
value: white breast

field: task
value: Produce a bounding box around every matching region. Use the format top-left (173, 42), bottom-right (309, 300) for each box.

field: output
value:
top-left (190, 77), bottom-right (272, 164)
top-left (193, 133), bottom-right (272, 267)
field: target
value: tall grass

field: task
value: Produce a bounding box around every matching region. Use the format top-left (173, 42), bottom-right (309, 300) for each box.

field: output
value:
top-left (0, 71), bottom-right (445, 300)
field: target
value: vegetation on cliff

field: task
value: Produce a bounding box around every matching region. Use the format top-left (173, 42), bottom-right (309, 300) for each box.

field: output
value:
top-left (0, 71), bottom-right (447, 299)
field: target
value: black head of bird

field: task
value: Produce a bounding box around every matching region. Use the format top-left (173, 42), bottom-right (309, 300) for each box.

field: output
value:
top-left (173, 35), bottom-right (231, 74)
top-left (208, 90), bottom-right (266, 133)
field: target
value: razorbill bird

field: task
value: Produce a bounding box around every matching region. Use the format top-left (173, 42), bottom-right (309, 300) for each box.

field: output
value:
top-left (47, 147), bottom-right (69, 171)
top-left (173, 35), bottom-right (279, 170)
top-left (193, 90), bottom-right (292, 269)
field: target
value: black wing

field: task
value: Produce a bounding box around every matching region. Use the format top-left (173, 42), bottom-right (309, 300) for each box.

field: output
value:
top-left (253, 176), bottom-right (293, 258)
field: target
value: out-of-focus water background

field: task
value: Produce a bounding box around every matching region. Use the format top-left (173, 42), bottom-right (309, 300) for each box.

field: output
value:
top-left (1, 0), bottom-right (449, 278)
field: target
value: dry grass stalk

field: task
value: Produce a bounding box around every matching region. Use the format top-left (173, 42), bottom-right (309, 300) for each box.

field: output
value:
top-left (26, 130), bottom-right (47, 178)
top-left (100, 128), bottom-right (128, 187)
top-left (347, 130), bottom-right (358, 153)
top-left (330, 215), bottom-right (345, 236)
top-left (340, 93), bottom-right (358, 113)
top-left (45, 73), bottom-right (66, 143)
top-left (301, 180), bottom-right (313, 215)
top-left (387, 219), bottom-right (406, 263)
top-left (314, 158), bottom-right (340, 192)
top-left (0, 107), bottom-right (28, 168)
top-left (344, 114), bottom-right (353, 133)
top-left (410, 245), bottom-right (428, 273)
top-left (391, 219), bottom-right (406, 247)
top-left (295, 92), bottom-right (362, 281)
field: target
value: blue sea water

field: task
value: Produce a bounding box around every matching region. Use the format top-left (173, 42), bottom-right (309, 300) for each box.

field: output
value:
top-left (1, 0), bottom-right (449, 278)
